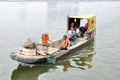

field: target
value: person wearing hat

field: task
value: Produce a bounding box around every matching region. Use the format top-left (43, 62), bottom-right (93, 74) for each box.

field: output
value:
top-left (42, 32), bottom-right (49, 44)
top-left (60, 35), bottom-right (70, 50)
top-left (41, 32), bottom-right (50, 51)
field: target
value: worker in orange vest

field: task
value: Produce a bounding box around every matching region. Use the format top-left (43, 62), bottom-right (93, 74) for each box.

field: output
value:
top-left (60, 35), bottom-right (70, 50)
top-left (42, 32), bottom-right (49, 44)
top-left (41, 32), bottom-right (50, 51)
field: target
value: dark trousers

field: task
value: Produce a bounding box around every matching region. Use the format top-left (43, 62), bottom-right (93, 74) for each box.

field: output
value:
top-left (69, 34), bottom-right (77, 41)
top-left (79, 27), bottom-right (87, 37)
top-left (60, 47), bottom-right (67, 50)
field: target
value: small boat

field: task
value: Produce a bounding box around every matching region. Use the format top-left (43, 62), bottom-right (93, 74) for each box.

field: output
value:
top-left (10, 14), bottom-right (96, 64)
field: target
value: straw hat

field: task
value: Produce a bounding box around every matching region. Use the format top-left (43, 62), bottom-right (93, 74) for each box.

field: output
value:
top-left (44, 32), bottom-right (49, 35)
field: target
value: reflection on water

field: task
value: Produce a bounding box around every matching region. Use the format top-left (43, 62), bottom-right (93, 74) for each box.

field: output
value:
top-left (11, 64), bottom-right (56, 80)
top-left (11, 42), bottom-right (95, 80)
top-left (57, 41), bottom-right (95, 71)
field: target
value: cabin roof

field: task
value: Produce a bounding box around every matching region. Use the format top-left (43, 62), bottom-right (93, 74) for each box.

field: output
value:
top-left (69, 14), bottom-right (96, 19)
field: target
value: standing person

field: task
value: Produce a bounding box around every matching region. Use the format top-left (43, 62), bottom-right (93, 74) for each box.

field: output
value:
top-left (41, 32), bottom-right (49, 51)
top-left (70, 22), bottom-right (77, 34)
top-left (60, 35), bottom-right (70, 50)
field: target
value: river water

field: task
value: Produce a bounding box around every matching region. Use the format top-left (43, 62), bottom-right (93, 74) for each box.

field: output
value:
top-left (0, 1), bottom-right (120, 80)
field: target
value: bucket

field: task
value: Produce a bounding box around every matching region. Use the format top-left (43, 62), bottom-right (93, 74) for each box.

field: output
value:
top-left (47, 57), bottom-right (56, 64)
top-left (70, 41), bottom-right (75, 46)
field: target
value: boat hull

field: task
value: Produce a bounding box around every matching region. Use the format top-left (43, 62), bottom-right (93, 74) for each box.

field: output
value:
top-left (10, 52), bottom-right (47, 64)
top-left (56, 38), bottom-right (94, 61)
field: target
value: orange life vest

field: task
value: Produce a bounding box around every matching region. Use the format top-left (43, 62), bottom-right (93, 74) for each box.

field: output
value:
top-left (42, 34), bottom-right (49, 44)
top-left (62, 38), bottom-right (69, 48)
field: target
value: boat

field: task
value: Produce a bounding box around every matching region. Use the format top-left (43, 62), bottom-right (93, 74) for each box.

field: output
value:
top-left (10, 14), bottom-right (96, 64)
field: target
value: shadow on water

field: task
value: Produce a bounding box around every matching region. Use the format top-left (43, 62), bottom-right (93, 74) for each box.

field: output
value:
top-left (11, 42), bottom-right (95, 80)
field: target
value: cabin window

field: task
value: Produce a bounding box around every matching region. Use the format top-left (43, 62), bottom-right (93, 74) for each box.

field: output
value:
top-left (80, 19), bottom-right (88, 27)
top-left (68, 18), bottom-right (80, 30)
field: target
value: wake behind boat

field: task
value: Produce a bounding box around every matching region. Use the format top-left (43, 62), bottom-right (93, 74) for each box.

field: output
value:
top-left (10, 14), bottom-right (96, 64)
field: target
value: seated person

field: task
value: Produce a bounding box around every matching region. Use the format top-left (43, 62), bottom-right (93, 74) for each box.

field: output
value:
top-left (68, 22), bottom-right (77, 41)
top-left (60, 35), bottom-right (70, 50)
top-left (79, 23), bottom-right (88, 37)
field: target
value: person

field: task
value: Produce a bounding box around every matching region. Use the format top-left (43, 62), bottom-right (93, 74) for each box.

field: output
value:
top-left (42, 32), bottom-right (49, 45)
top-left (68, 22), bottom-right (77, 41)
top-left (60, 35), bottom-right (70, 50)
top-left (41, 32), bottom-right (50, 51)
top-left (70, 22), bottom-right (76, 33)
top-left (79, 23), bottom-right (88, 37)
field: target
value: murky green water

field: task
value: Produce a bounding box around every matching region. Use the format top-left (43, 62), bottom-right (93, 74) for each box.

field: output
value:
top-left (0, 1), bottom-right (120, 80)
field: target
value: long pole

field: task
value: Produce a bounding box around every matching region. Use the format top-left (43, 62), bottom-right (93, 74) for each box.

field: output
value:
top-left (66, 15), bottom-right (69, 35)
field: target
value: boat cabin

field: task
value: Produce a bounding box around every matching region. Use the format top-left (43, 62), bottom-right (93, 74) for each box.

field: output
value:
top-left (67, 14), bottom-right (96, 39)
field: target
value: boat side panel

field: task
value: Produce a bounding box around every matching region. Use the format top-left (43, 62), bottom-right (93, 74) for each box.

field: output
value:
top-left (56, 38), bottom-right (94, 61)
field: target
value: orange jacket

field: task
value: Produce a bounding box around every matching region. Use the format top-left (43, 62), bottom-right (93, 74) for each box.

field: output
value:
top-left (42, 34), bottom-right (49, 44)
top-left (62, 38), bottom-right (69, 48)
